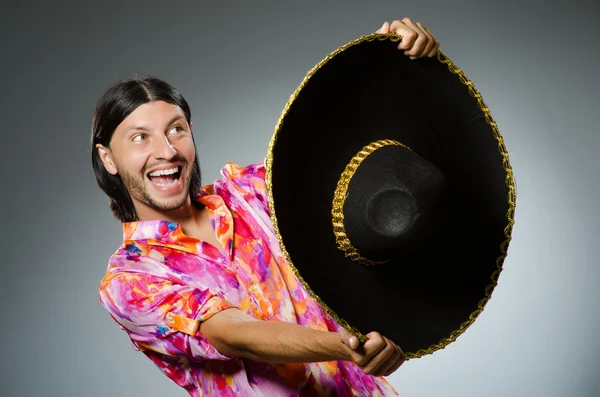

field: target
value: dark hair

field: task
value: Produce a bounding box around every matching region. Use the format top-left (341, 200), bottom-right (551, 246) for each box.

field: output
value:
top-left (91, 76), bottom-right (202, 223)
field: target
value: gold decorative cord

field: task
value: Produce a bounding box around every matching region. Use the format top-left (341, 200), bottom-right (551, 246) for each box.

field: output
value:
top-left (264, 32), bottom-right (517, 358)
top-left (331, 139), bottom-right (412, 265)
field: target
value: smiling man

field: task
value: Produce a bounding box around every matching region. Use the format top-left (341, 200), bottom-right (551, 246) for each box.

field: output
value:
top-left (94, 19), bottom-right (439, 397)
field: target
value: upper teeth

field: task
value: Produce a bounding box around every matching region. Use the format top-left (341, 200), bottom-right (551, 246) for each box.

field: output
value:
top-left (149, 167), bottom-right (178, 176)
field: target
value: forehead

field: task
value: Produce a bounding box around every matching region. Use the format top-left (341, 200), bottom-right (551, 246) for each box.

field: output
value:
top-left (117, 100), bottom-right (186, 132)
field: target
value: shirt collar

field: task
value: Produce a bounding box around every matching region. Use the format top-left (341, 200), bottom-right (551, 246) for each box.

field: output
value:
top-left (122, 219), bottom-right (179, 241)
top-left (121, 184), bottom-right (234, 260)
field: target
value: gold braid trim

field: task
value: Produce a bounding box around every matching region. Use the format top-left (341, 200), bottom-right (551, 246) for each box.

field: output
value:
top-left (264, 33), bottom-right (517, 358)
top-left (331, 139), bottom-right (413, 265)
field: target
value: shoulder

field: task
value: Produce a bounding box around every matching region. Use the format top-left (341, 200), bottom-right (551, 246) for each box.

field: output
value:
top-left (220, 161), bottom-right (266, 186)
top-left (98, 248), bottom-right (169, 299)
top-left (218, 161), bottom-right (270, 212)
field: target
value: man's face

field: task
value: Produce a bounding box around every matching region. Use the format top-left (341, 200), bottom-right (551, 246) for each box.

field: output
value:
top-left (96, 100), bottom-right (197, 218)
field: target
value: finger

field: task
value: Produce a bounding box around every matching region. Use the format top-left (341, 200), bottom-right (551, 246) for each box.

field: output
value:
top-left (382, 343), bottom-right (406, 376)
top-left (339, 329), bottom-right (360, 350)
top-left (348, 335), bottom-right (359, 350)
top-left (424, 27), bottom-right (440, 57)
top-left (414, 22), bottom-right (435, 58)
top-left (388, 19), bottom-right (418, 52)
top-left (354, 332), bottom-right (386, 369)
top-left (362, 336), bottom-right (397, 376)
top-left (363, 332), bottom-right (387, 357)
top-left (377, 21), bottom-right (390, 34)
top-left (382, 351), bottom-right (406, 377)
top-left (399, 18), bottom-right (429, 58)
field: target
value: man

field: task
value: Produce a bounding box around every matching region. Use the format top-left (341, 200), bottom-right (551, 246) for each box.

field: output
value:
top-left (94, 19), bottom-right (440, 396)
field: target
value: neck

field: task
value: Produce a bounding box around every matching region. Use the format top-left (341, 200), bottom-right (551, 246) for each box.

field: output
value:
top-left (134, 196), bottom-right (205, 227)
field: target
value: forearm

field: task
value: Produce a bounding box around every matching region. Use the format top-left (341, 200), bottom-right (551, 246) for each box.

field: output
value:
top-left (211, 319), bottom-right (351, 364)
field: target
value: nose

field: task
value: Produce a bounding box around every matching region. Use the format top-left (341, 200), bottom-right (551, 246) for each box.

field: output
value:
top-left (152, 135), bottom-right (177, 160)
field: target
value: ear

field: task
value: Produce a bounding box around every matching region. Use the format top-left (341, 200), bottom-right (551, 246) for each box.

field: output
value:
top-left (95, 144), bottom-right (118, 175)
top-left (189, 121), bottom-right (193, 133)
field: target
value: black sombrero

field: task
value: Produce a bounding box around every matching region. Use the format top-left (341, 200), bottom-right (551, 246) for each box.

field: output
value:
top-left (265, 33), bottom-right (516, 359)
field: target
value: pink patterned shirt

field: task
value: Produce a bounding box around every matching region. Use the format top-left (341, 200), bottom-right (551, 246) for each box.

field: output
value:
top-left (99, 162), bottom-right (398, 396)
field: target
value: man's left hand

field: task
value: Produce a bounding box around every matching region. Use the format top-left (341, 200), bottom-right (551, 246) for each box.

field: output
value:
top-left (376, 18), bottom-right (440, 60)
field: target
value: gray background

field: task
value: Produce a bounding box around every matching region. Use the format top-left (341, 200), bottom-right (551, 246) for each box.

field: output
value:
top-left (1, 1), bottom-right (598, 396)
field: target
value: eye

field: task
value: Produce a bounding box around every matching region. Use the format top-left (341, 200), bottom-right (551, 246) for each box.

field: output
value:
top-left (168, 125), bottom-right (185, 135)
top-left (132, 133), bottom-right (147, 142)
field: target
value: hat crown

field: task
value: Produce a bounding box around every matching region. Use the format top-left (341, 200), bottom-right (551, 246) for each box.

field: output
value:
top-left (344, 145), bottom-right (447, 262)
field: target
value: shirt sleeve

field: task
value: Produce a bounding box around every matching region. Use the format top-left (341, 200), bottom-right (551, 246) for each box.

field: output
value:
top-left (99, 268), bottom-right (239, 362)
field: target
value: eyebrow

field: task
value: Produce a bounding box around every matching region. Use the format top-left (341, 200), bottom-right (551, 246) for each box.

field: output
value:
top-left (124, 114), bottom-right (187, 134)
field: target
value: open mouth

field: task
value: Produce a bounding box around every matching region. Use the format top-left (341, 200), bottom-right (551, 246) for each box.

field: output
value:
top-left (147, 166), bottom-right (182, 187)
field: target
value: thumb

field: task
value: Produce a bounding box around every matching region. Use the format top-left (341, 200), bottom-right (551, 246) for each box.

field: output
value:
top-left (377, 21), bottom-right (390, 34)
top-left (339, 328), bottom-right (360, 350)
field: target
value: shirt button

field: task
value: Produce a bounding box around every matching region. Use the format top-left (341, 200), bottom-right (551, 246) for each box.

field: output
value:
top-left (247, 283), bottom-right (258, 292)
top-left (166, 313), bottom-right (175, 325)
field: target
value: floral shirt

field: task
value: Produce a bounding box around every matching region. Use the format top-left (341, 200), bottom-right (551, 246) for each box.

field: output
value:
top-left (98, 162), bottom-right (398, 397)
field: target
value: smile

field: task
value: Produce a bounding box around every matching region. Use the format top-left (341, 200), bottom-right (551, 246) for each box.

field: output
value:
top-left (147, 166), bottom-right (182, 187)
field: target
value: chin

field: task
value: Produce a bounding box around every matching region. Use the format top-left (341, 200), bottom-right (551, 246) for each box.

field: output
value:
top-left (154, 194), bottom-right (189, 212)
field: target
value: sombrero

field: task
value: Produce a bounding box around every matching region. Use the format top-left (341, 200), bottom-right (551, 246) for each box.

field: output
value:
top-left (265, 33), bottom-right (516, 359)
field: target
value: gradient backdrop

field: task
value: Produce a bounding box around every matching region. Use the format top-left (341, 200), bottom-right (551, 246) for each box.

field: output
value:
top-left (1, 1), bottom-right (599, 396)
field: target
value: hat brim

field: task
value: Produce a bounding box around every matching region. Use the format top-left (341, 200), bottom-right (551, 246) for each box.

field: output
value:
top-left (265, 34), bottom-right (516, 359)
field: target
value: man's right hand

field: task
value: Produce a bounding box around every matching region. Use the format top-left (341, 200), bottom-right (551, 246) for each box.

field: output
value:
top-left (200, 307), bottom-right (406, 372)
top-left (339, 329), bottom-right (406, 376)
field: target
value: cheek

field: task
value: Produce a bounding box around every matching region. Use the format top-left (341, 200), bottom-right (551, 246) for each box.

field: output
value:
top-left (114, 151), bottom-right (149, 176)
top-left (179, 139), bottom-right (197, 162)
